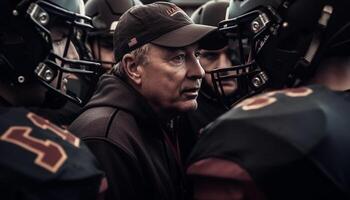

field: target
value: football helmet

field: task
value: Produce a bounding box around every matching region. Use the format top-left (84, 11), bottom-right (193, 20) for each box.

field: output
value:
top-left (0, 0), bottom-right (102, 105)
top-left (214, 0), bottom-right (350, 103)
top-left (191, 0), bottom-right (237, 107)
top-left (191, 0), bottom-right (229, 27)
top-left (86, 0), bottom-right (142, 69)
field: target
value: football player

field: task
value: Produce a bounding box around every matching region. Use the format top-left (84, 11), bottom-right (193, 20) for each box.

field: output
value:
top-left (85, 0), bottom-right (142, 71)
top-left (0, 0), bottom-right (106, 199)
top-left (7, 0), bottom-right (104, 126)
top-left (187, 0), bottom-right (350, 199)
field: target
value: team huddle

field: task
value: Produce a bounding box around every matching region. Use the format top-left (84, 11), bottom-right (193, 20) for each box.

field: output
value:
top-left (0, 0), bottom-right (349, 199)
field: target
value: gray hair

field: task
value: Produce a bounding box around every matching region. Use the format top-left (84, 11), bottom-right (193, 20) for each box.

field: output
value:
top-left (112, 43), bottom-right (150, 78)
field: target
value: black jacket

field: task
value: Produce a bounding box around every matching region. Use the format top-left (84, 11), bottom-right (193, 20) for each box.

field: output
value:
top-left (179, 90), bottom-right (228, 163)
top-left (69, 74), bottom-right (185, 200)
top-left (187, 91), bottom-right (228, 134)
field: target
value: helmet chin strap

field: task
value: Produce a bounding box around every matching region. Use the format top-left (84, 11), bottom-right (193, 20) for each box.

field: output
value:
top-left (293, 5), bottom-right (333, 86)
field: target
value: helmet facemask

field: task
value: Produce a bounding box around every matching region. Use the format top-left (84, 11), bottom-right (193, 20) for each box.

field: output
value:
top-left (27, 1), bottom-right (102, 105)
top-left (219, 0), bottom-right (347, 97)
top-left (209, 8), bottom-right (277, 107)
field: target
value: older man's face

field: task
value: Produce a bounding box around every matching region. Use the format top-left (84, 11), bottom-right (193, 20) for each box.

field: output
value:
top-left (140, 43), bottom-right (204, 116)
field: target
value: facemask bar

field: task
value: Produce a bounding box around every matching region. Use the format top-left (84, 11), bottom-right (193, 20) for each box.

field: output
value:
top-left (35, 54), bottom-right (99, 104)
top-left (209, 63), bottom-right (268, 108)
top-left (26, 1), bottom-right (102, 104)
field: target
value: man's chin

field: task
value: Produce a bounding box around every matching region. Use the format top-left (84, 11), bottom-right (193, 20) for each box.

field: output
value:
top-left (177, 100), bottom-right (198, 112)
top-left (221, 85), bottom-right (237, 95)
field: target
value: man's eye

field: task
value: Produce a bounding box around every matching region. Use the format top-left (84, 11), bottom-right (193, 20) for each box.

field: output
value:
top-left (195, 51), bottom-right (201, 58)
top-left (51, 28), bottom-right (70, 43)
top-left (53, 37), bottom-right (66, 44)
top-left (171, 54), bottom-right (185, 65)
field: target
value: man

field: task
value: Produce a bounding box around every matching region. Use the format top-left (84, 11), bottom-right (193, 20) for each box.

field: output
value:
top-left (187, 0), bottom-right (350, 199)
top-left (85, 0), bottom-right (142, 71)
top-left (0, 0), bottom-right (106, 199)
top-left (69, 2), bottom-right (222, 200)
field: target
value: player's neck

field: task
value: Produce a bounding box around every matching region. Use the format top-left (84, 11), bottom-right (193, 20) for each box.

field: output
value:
top-left (309, 56), bottom-right (350, 91)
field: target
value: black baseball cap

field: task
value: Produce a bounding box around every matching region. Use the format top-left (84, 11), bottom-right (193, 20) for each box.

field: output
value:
top-left (113, 1), bottom-right (225, 62)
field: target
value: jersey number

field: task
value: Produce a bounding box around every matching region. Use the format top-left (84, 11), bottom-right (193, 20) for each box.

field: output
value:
top-left (236, 87), bottom-right (313, 110)
top-left (0, 113), bottom-right (80, 173)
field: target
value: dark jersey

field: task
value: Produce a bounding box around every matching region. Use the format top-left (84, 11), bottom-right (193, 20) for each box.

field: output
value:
top-left (0, 107), bottom-right (104, 200)
top-left (188, 85), bottom-right (350, 200)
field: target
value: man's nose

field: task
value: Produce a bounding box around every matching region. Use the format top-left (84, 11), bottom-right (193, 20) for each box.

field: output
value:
top-left (217, 53), bottom-right (232, 69)
top-left (53, 39), bottom-right (80, 63)
top-left (66, 41), bottom-right (80, 60)
top-left (188, 58), bottom-right (205, 79)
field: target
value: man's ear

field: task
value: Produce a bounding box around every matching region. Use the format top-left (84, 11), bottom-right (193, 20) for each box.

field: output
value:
top-left (121, 54), bottom-right (142, 85)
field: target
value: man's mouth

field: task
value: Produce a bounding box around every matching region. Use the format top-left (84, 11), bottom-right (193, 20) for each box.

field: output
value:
top-left (219, 79), bottom-right (236, 87)
top-left (182, 87), bottom-right (200, 99)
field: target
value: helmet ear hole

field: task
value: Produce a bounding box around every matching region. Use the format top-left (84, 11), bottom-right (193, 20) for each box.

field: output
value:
top-left (198, 8), bottom-right (203, 16)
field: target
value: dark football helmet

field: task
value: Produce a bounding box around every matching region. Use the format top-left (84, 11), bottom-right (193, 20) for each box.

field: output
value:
top-left (86, 0), bottom-right (142, 69)
top-left (191, 0), bottom-right (258, 108)
top-left (0, 0), bottom-right (102, 105)
top-left (191, 0), bottom-right (229, 27)
top-left (213, 0), bottom-right (350, 104)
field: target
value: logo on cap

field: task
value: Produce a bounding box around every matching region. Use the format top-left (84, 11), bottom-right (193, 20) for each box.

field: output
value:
top-left (165, 5), bottom-right (184, 16)
top-left (128, 37), bottom-right (138, 47)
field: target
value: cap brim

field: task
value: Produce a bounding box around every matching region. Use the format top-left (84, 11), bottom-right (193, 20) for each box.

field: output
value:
top-left (151, 24), bottom-right (226, 49)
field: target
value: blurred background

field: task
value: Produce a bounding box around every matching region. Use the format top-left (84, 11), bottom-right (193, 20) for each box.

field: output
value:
top-left (84, 0), bottom-right (212, 15)
top-left (161, 0), bottom-right (210, 15)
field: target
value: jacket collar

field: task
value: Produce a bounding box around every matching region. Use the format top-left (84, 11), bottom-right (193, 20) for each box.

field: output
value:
top-left (85, 74), bottom-right (159, 122)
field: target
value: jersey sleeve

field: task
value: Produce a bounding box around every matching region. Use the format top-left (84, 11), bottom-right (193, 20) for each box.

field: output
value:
top-left (0, 108), bottom-right (104, 200)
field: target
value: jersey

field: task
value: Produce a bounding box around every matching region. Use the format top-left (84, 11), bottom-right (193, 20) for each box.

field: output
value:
top-left (0, 107), bottom-right (104, 200)
top-left (188, 85), bottom-right (350, 200)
